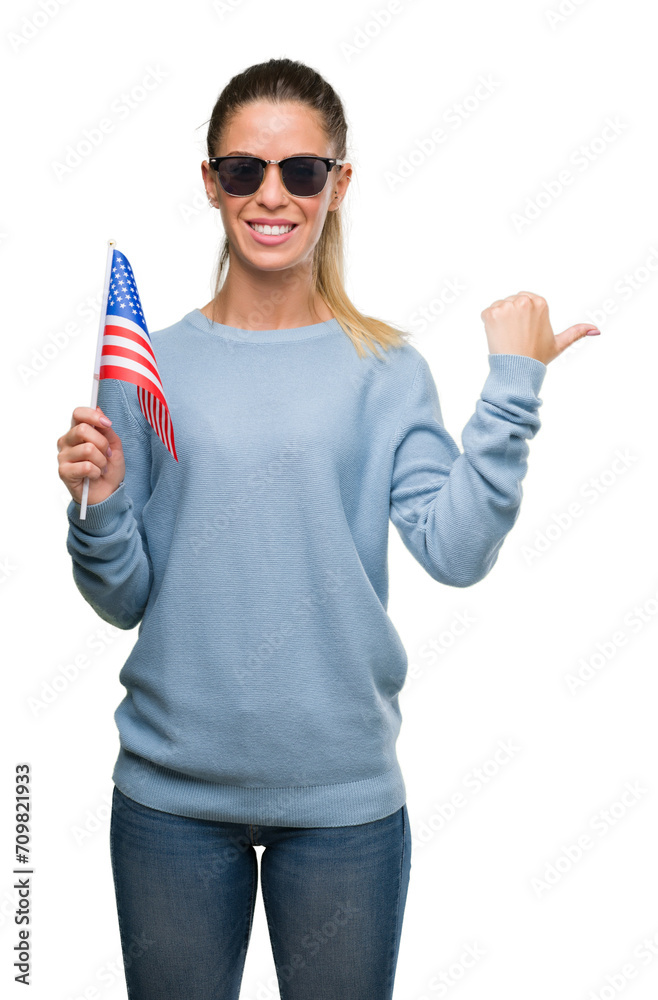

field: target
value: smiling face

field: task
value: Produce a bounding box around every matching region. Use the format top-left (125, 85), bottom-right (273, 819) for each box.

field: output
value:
top-left (201, 100), bottom-right (351, 274)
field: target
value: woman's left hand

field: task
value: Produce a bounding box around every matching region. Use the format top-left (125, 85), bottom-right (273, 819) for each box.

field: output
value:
top-left (481, 291), bottom-right (601, 365)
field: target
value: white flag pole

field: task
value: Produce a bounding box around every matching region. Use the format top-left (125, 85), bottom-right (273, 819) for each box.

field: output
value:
top-left (79, 238), bottom-right (116, 520)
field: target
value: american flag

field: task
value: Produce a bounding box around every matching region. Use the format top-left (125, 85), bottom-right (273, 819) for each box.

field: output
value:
top-left (100, 249), bottom-right (178, 462)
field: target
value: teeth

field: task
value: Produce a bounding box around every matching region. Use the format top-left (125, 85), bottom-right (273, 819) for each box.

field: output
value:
top-left (249, 223), bottom-right (294, 235)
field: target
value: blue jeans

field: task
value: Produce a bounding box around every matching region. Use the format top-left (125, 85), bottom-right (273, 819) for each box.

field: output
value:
top-left (109, 785), bottom-right (412, 999)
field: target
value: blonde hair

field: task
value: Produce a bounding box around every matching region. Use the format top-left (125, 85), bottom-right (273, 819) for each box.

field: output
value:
top-left (203, 57), bottom-right (410, 360)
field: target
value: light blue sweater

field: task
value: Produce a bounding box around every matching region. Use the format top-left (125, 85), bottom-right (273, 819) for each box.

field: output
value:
top-left (66, 308), bottom-right (547, 827)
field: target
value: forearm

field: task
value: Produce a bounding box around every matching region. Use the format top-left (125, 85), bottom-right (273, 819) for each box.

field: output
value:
top-left (66, 482), bottom-right (153, 629)
top-left (390, 353), bottom-right (546, 587)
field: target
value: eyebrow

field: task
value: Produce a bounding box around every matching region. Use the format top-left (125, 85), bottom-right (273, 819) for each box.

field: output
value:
top-left (224, 150), bottom-right (323, 157)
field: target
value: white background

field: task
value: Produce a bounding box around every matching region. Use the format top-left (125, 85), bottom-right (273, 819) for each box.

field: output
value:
top-left (3, 0), bottom-right (658, 997)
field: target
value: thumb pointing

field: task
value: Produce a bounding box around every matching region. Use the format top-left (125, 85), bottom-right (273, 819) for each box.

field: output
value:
top-left (554, 323), bottom-right (601, 355)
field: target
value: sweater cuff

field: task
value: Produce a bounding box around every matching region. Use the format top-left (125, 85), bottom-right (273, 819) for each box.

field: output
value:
top-left (67, 480), bottom-right (130, 533)
top-left (484, 353), bottom-right (547, 403)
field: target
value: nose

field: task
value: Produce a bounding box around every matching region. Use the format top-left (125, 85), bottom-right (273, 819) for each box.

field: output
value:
top-left (257, 163), bottom-right (289, 205)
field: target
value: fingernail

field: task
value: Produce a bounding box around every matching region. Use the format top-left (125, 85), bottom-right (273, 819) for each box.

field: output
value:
top-left (99, 415), bottom-right (112, 426)
top-left (102, 464), bottom-right (108, 475)
top-left (585, 328), bottom-right (601, 336)
top-left (106, 445), bottom-right (112, 457)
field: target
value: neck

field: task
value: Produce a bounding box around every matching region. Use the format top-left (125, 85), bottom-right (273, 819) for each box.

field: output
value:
top-left (201, 256), bottom-right (333, 330)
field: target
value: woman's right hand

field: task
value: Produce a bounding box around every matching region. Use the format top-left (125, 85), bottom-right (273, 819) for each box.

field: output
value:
top-left (57, 406), bottom-right (125, 506)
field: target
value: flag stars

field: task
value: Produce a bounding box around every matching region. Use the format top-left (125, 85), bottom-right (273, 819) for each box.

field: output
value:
top-left (107, 252), bottom-right (146, 327)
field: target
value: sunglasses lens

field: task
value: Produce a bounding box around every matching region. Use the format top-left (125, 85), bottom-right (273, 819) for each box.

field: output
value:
top-left (282, 157), bottom-right (328, 196)
top-left (215, 157), bottom-right (331, 197)
top-left (217, 157), bottom-right (262, 196)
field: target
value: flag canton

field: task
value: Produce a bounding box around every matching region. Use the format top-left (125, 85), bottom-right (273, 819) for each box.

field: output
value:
top-left (106, 250), bottom-right (149, 336)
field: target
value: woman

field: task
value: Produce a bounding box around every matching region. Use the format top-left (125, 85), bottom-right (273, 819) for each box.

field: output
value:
top-left (57, 57), bottom-right (600, 1000)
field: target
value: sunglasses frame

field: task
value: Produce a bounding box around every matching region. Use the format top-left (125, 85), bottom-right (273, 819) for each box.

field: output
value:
top-left (208, 155), bottom-right (346, 198)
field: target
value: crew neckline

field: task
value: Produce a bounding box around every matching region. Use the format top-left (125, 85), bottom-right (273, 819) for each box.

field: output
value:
top-left (185, 308), bottom-right (344, 344)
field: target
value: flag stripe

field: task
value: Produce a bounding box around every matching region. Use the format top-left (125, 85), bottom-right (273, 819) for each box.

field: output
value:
top-left (100, 364), bottom-right (168, 410)
top-left (104, 326), bottom-right (156, 364)
top-left (163, 407), bottom-right (173, 454)
top-left (152, 394), bottom-right (162, 442)
top-left (163, 403), bottom-right (174, 455)
top-left (105, 314), bottom-right (152, 340)
top-left (137, 385), bottom-right (178, 461)
top-left (99, 354), bottom-right (166, 398)
top-left (101, 342), bottom-right (161, 385)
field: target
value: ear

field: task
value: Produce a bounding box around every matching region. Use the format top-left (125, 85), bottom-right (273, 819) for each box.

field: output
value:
top-left (201, 160), bottom-right (219, 207)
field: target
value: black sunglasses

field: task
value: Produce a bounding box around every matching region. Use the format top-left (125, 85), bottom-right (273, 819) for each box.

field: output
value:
top-left (208, 155), bottom-right (345, 198)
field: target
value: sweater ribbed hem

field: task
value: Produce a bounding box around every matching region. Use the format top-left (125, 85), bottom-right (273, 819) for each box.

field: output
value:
top-left (486, 352), bottom-right (547, 399)
top-left (67, 481), bottom-right (129, 532)
top-left (111, 747), bottom-right (407, 828)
